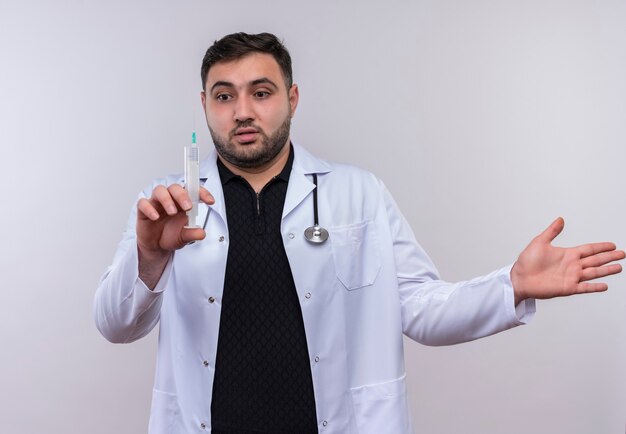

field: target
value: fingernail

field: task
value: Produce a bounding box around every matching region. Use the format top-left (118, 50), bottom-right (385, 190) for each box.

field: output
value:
top-left (183, 200), bottom-right (192, 210)
top-left (167, 205), bottom-right (177, 214)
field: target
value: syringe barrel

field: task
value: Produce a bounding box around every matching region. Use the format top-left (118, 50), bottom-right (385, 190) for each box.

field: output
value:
top-left (184, 143), bottom-right (200, 227)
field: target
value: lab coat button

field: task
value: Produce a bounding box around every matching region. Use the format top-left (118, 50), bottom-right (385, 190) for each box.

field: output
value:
top-left (203, 360), bottom-right (209, 367)
top-left (218, 235), bottom-right (225, 242)
top-left (305, 292), bottom-right (311, 299)
top-left (208, 297), bottom-right (215, 303)
top-left (288, 232), bottom-right (295, 239)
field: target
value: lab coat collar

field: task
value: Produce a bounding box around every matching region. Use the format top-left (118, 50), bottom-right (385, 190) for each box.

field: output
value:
top-left (197, 141), bottom-right (332, 222)
top-left (289, 141), bottom-right (333, 176)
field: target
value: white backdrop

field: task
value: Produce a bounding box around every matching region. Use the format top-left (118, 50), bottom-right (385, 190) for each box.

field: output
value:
top-left (1, 1), bottom-right (624, 433)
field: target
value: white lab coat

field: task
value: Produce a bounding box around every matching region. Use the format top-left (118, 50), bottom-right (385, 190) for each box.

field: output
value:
top-left (94, 143), bottom-right (535, 434)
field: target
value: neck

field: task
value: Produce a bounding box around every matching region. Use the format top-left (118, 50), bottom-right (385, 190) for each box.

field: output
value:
top-left (219, 142), bottom-right (290, 192)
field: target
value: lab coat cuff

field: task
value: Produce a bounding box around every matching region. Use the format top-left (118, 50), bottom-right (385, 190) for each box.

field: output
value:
top-left (502, 264), bottom-right (536, 324)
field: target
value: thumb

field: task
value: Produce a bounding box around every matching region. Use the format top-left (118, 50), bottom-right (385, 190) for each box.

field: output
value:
top-left (200, 187), bottom-right (215, 205)
top-left (536, 217), bottom-right (565, 244)
top-left (181, 227), bottom-right (207, 245)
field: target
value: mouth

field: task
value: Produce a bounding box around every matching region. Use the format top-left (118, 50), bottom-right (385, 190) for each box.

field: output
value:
top-left (233, 127), bottom-right (260, 144)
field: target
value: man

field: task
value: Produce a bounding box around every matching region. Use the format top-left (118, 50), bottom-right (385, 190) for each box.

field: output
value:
top-left (94, 33), bottom-right (624, 434)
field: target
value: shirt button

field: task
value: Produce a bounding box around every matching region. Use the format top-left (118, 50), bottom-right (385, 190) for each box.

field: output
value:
top-left (203, 360), bottom-right (209, 367)
top-left (305, 292), bottom-right (311, 299)
top-left (200, 422), bottom-right (206, 429)
top-left (322, 420), bottom-right (328, 427)
top-left (218, 235), bottom-right (225, 242)
top-left (288, 232), bottom-right (295, 239)
top-left (208, 297), bottom-right (215, 303)
top-left (315, 356), bottom-right (320, 363)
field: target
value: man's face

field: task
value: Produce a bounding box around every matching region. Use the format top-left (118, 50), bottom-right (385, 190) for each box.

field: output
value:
top-left (201, 52), bottom-right (299, 169)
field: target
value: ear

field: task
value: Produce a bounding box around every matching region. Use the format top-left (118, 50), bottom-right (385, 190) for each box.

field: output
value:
top-left (288, 84), bottom-right (299, 117)
top-left (200, 90), bottom-right (208, 117)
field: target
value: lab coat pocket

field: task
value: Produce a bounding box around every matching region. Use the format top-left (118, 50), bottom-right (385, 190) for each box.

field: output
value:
top-left (350, 375), bottom-right (412, 434)
top-left (148, 389), bottom-right (179, 434)
top-left (329, 220), bottom-right (381, 290)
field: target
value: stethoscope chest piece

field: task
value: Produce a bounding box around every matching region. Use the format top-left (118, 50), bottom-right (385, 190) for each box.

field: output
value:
top-left (305, 224), bottom-right (329, 243)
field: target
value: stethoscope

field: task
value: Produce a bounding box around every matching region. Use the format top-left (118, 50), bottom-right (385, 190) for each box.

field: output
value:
top-left (304, 173), bottom-right (329, 244)
top-left (198, 174), bottom-right (329, 244)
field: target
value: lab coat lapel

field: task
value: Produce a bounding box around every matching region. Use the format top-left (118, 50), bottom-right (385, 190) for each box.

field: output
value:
top-left (199, 149), bottom-right (227, 225)
top-left (283, 143), bottom-right (332, 219)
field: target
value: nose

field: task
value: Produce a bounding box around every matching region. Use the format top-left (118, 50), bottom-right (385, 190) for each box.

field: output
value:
top-left (233, 96), bottom-right (254, 123)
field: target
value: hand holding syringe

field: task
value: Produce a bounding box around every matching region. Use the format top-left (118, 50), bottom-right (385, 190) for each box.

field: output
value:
top-left (135, 131), bottom-right (214, 288)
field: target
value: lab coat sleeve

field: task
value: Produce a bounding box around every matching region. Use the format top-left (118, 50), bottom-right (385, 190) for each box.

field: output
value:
top-left (379, 181), bottom-right (535, 346)
top-left (93, 188), bottom-right (174, 344)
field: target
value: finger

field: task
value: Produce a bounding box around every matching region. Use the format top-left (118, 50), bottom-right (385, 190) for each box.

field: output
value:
top-left (577, 282), bottom-right (609, 293)
top-left (168, 184), bottom-right (192, 211)
top-left (580, 263), bottom-right (623, 281)
top-left (580, 249), bottom-right (626, 268)
top-left (152, 185), bottom-right (179, 216)
top-left (137, 198), bottom-right (160, 221)
top-left (536, 217), bottom-right (565, 244)
top-left (181, 227), bottom-right (206, 244)
top-left (200, 187), bottom-right (215, 205)
top-left (576, 242), bottom-right (617, 258)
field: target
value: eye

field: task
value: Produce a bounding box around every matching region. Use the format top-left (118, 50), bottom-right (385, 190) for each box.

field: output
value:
top-left (254, 90), bottom-right (270, 99)
top-left (216, 93), bottom-right (232, 102)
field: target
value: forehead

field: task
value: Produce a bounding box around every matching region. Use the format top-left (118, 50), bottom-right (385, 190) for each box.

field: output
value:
top-left (205, 52), bottom-right (286, 90)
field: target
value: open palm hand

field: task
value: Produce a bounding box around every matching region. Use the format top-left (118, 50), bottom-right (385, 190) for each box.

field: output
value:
top-left (511, 218), bottom-right (624, 305)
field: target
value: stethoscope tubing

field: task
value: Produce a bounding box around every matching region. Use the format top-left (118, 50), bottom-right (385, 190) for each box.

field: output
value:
top-left (304, 173), bottom-right (329, 244)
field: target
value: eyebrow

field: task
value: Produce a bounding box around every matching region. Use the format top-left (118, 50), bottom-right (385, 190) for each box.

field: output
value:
top-left (209, 77), bottom-right (279, 93)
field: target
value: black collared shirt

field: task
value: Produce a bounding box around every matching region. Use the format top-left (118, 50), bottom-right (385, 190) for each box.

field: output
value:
top-left (210, 147), bottom-right (318, 434)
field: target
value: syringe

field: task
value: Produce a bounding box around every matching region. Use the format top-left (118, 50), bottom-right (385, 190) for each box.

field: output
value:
top-left (184, 132), bottom-right (199, 228)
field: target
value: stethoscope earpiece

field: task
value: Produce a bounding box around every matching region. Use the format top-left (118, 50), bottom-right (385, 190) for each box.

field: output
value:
top-left (304, 174), bottom-right (329, 244)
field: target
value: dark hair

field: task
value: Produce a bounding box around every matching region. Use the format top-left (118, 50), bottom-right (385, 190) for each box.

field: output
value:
top-left (201, 32), bottom-right (293, 91)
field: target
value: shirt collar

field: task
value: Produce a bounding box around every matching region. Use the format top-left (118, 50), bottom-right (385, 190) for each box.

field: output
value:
top-left (217, 143), bottom-right (295, 185)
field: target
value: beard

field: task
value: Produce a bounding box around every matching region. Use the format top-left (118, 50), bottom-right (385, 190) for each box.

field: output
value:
top-left (209, 114), bottom-right (291, 169)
